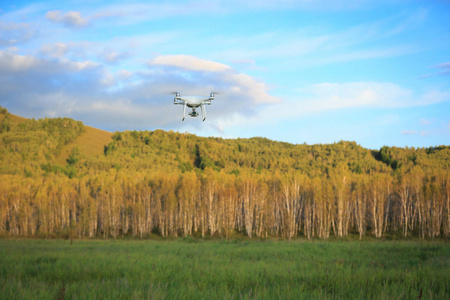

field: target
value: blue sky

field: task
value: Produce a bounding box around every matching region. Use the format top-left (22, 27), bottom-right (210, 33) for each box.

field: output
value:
top-left (1, 0), bottom-right (449, 149)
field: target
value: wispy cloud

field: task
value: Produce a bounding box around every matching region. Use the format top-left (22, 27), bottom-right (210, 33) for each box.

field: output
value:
top-left (0, 21), bottom-right (36, 46)
top-left (420, 118), bottom-right (430, 125)
top-left (84, 2), bottom-right (226, 26)
top-left (82, 0), bottom-right (374, 27)
top-left (421, 62), bottom-right (450, 78)
top-left (435, 63), bottom-right (450, 76)
top-left (296, 82), bottom-right (448, 110)
top-left (99, 50), bottom-right (130, 64)
top-left (46, 11), bottom-right (89, 28)
top-left (206, 9), bottom-right (426, 70)
top-left (402, 130), bottom-right (416, 135)
top-left (209, 81), bottom-right (450, 137)
top-left (401, 130), bottom-right (430, 137)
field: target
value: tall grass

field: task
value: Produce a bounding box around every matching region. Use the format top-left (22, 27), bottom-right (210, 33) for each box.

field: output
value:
top-left (0, 238), bottom-right (448, 299)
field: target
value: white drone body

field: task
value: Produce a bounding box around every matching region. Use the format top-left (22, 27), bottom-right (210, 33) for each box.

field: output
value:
top-left (173, 92), bottom-right (216, 121)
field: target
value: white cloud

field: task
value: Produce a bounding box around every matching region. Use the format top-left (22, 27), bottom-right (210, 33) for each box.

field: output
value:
top-left (118, 70), bottom-right (133, 80)
top-left (46, 10), bottom-right (89, 28)
top-left (226, 73), bottom-right (278, 104)
top-left (3, 45), bottom-right (447, 137)
top-left (0, 51), bottom-right (40, 71)
top-left (40, 43), bottom-right (69, 58)
top-left (148, 55), bottom-right (278, 104)
top-left (0, 50), bottom-right (278, 131)
top-left (0, 50), bottom-right (99, 74)
top-left (150, 55), bottom-right (231, 72)
top-left (0, 50), bottom-right (103, 112)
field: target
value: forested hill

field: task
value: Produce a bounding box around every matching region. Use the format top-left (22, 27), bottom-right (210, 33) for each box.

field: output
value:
top-left (103, 130), bottom-right (450, 175)
top-left (1, 106), bottom-right (449, 239)
top-left (1, 107), bottom-right (448, 177)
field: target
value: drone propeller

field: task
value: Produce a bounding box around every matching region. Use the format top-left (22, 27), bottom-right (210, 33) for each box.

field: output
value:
top-left (210, 91), bottom-right (220, 98)
top-left (171, 92), bottom-right (180, 100)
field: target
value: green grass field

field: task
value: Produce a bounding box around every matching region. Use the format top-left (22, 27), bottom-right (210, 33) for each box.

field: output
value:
top-left (0, 238), bottom-right (448, 299)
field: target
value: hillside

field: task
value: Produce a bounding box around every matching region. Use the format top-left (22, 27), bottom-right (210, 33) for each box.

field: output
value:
top-left (0, 107), bottom-right (113, 174)
top-left (55, 125), bottom-right (113, 165)
top-left (0, 106), bottom-right (449, 240)
top-left (0, 109), bottom-right (27, 124)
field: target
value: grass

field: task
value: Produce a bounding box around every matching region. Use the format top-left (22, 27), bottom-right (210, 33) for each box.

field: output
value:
top-left (0, 238), bottom-right (449, 299)
top-left (55, 125), bottom-right (113, 165)
top-left (0, 112), bottom-right (27, 124)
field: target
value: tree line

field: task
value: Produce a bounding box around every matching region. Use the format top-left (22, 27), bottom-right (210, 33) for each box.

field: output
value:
top-left (0, 109), bottom-right (449, 239)
top-left (0, 167), bottom-right (448, 239)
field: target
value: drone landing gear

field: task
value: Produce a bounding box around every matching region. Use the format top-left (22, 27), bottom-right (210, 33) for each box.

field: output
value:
top-left (200, 104), bottom-right (206, 121)
top-left (181, 106), bottom-right (206, 121)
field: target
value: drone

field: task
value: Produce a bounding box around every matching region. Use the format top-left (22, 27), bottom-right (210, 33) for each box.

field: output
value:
top-left (173, 92), bottom-right (216, 121)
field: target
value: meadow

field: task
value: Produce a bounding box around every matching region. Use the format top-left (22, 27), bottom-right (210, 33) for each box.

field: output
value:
top-left (0, 238), bottom-right (448, 299)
